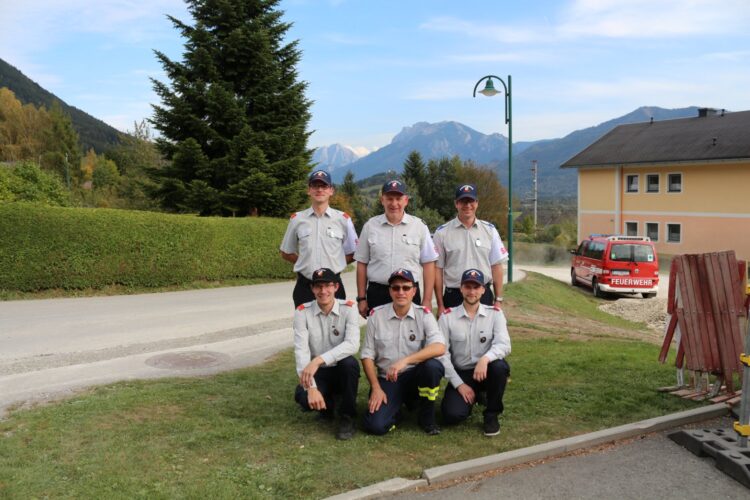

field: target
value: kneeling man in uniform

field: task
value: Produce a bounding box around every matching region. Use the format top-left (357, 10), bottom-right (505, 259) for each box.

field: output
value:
top-left (293, 268), bottom-right (361, 440)
top-left (439, 269), bottom-right (511, 436)
top-left (361, 268), bottom-right (445, 435)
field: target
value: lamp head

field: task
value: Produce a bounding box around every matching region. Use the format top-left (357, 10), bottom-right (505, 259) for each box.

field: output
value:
top-left (479, 77), bottom-right (500, 97)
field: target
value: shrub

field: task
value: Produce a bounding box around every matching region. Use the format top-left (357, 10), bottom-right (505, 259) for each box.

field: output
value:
top-left (0, 203), bottom-right (294, 291)
top-left (0, 161), bottom-right (70, 206)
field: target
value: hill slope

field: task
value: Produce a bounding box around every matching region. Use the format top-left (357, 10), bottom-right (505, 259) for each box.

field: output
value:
top-left (0, 58), bottom-right (122, 153)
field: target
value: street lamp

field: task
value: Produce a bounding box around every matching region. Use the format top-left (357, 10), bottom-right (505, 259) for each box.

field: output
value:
top-left (473, 74), bottom-right (514, 283)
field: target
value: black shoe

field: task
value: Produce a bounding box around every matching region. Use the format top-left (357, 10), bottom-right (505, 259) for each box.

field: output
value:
top-left (483, 415), bottom-right (500, 436)
top-left (423, 423), bottom-right (441, 436)
top-left (336, 415), bottom-right (355, 440)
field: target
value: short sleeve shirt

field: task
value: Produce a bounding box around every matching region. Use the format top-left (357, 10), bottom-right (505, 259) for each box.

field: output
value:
top-left (361, 303), bottom-right (445, 378)
top-left (280, 207), bottom-right (358, 279)
top-left (293, 299), bottom-right (361, 376)
top-left (438, 303), bottom-right (511, 389)
top-left (354, 213), bottom-right (438, 284)
top-left (433, 217), bottom-right (508, 288)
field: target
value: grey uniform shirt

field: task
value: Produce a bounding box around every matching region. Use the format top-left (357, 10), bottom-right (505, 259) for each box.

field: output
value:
top-left (438, 303), bottom-right (511, 389)
top-left (354, 213), bottom-right (438, 285)
top-left (293, 299), bottom-right (361, 383)
top-left (361, 303), bottom-right (445, 378)
top-left (280, 206), bottom-right (358, 279)
top-left (433, 217), bottom-right (508, 288)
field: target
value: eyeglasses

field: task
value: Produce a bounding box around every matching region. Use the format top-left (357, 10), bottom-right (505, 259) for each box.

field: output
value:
top-left (309, 183), bottom-right (330, 190)
top-left (389, 285), bottom-right (414, 292)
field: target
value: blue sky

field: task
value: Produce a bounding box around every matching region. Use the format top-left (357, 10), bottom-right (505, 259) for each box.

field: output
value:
top-left (2, 0), bottom-right (749, 153)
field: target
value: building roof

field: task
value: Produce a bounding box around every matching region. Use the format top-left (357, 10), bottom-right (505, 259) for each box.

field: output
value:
top-left (561, 109), bottom-right (750, 169)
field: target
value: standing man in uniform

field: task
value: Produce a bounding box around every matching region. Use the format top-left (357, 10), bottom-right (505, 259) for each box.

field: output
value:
top-left (280, 170), bottom-right (359, 307)
top-left (433, 184), bottom-right (508, 316)
top-left (361, 269), bottom-right (445, 436)
top-left (293, 268), bottom-right (361, 440)
top-left (439, 269), bottom-right (511, 436)
top-left (354, 179), bottom-right (438, 318)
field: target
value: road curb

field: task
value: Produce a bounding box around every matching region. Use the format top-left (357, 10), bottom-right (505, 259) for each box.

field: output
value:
top-left (324, 478), bottom-right (428, 499)
top-left (422, 403), bottom-right (729, 484)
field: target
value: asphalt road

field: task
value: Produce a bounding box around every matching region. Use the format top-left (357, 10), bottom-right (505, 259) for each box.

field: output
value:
top-left (0, 264), bottom-right (668, 415)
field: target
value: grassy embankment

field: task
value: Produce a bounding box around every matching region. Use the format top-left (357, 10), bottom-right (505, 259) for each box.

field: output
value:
top-left (0, 272), bottom-right (694, 499)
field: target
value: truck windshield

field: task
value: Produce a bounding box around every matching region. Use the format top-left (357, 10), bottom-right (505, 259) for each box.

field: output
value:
top-left (609, 244), bottom-right (654, 262)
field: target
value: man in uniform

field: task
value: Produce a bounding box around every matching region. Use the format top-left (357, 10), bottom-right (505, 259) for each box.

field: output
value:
top-left (360, 268), bottom-right (446, 435)
top-left (280, 170), bottom-right (359, 307)
top-left (439, 269), bottom-right (511, 436)
top-left (293, 267), bottom-right (361, 440)
top-left (433, 184), bottom-right (508, 316)
top-left (354, 179), bottom-right (438, 318)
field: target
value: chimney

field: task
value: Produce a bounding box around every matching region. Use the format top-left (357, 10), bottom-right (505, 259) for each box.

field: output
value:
top-left (698, 107), bottom-right (718, 117)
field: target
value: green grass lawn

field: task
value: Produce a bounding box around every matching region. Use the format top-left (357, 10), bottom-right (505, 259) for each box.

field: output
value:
top-left (0, 274), bottom-right (694, 499)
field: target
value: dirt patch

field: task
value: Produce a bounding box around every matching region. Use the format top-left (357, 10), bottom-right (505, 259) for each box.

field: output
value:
top-left (599, 298), bottom-right (668, 337)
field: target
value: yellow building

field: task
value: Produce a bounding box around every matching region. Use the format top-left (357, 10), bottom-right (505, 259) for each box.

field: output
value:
top-left (561, 108), bottom-right (750, 260)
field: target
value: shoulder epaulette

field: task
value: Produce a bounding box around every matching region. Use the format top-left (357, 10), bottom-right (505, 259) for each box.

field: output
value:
top-left (343, 212), bottom-right (351, 219)
top-left (443, 307), bottom-right (452, 314)
top-left (481, 220), bottom-right (495, 228)
top-left (290, 212), bottom-right (298, 219)
top-left (296, 304), bottom-right (305, 311)
top-left (492, 303), bottom-right (501, 311)
top-left (344, 299), bottom-right (355, 307)
top-left (435, 223), bottom-right (448, 231)
top-left (369, 308), bottom-right (376, 316)
top-left (421, 306), bottom-right (432, 314)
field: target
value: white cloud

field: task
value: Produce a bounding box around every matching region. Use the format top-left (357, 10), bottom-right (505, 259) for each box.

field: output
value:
top-left (558, 0), bottom-right (750, 39)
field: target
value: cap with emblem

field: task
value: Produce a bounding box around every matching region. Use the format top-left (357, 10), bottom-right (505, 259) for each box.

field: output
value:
top-left (308, 170), bottom-right (333, 186)
top-left (311, 267), bottom-right (337, 284)
top-left (461, 268), bottom-right (485, 286)
top-left (382, 179), bottom-right (407, 195)
top-left (388, 268), bottom-right (416, 284)
top-left (455, 183), bottom-right (478, 201)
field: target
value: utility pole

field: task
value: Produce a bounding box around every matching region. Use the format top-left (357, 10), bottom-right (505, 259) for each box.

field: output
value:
top-left (531, 160), bottom-right (538, 229)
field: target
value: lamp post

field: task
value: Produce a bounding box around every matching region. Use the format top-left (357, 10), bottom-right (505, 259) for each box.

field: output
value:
top-left (473, 74), bottom-right (513, 283)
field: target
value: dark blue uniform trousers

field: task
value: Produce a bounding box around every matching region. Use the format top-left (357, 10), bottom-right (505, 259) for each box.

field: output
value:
top-left (441, 359), bottom-right (510, 424)
top-left (294, 356), bottom-right (360, 417)
top-left (363, 358), bottom-right (444, 435)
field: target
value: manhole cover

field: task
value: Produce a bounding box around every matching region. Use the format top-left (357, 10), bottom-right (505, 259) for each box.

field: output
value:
top-left (145, 351), bottom-right (230, 370)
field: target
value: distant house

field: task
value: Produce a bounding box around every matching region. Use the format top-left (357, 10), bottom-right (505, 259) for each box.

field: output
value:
top-left (561, 108), bottom-right (750, 260)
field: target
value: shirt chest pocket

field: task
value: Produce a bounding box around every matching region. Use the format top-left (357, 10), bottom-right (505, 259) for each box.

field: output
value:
top-left (296, 226), bottom-right (313, 251)
top-left (322, 226), bottom-right (344, 253)
top-left (473, 237), bottom-right (491, 257)
top-left (404, 328), bottom-right (425, 347)
top-left (450, 328), bottom-right (468, 348)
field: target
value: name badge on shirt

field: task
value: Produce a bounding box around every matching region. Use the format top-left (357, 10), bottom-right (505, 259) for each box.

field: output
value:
top-left (475, 238), bottom-right (482, 247)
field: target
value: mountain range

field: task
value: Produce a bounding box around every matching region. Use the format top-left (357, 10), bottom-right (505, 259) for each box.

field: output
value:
top-left (332, 106), bottom-right (701, 197)
top-left (0, 57), bottom-right (122, 153)
top-left (311, 144), bottom-right (364, 172)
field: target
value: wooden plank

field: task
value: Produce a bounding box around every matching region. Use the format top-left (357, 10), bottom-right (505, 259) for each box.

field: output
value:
top-left (667, 257), bottom-right (679, 314)
top-left (676, 308), bottom-right (697, 371)
top-left (678, 256), bottom-right (703, 371)
top-left (717, 252), bottom-right (742, 372)
top-left (709, 391), bottom-right (741, 404)
top-left (657, 385), bottom-right (684, 392)
top-left (707, 252), bottom-right (737, 391)
top-left (675, 337), bottom-right (685, 369)
top-left (670, 389), bottom-right (696, 397)
top-left (691, 254), bottom-right (716, 371)
top-left (658, 313), bottom-right (679, 363)
top-left (695, 254), bottom-right (721, 371)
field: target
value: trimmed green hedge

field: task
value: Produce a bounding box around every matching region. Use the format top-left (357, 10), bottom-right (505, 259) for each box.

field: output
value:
top-left (0, 203), bottom-right (294, 291)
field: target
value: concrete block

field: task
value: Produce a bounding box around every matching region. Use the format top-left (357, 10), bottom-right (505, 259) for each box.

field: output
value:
top-left (324, 477), bottom-right (428, 500)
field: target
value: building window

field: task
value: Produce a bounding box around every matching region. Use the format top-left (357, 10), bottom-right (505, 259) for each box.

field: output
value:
top-left (646, 174), bottom-right (659, 193)
top-left (626, 174), bottom-right (639, 193)
top-left (668, 173), bottom-right (682, 193)
top-left (625, 221), bottom-right (638, 236)
top-left (667, 223), bottom-right (681, 243)
top-left (646, 222), bottom-right (659, 241)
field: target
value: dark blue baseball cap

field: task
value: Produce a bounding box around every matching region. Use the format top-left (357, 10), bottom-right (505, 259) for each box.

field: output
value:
top-left (311, 267), bottom-right (337, 284)
top-left (388, 268), bottom-right (416, 284)
top-left (382, 179), bottom-right (407, 195)
top-left (461, 268), bottom-right (485, 285)
top-left (309, 170), bottom-right (333, 186)
top-left (455, 183), bottom-right (478, 200)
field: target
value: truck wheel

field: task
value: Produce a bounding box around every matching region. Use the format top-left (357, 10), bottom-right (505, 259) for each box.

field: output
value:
top-left (571, 269), bottom-right (578, 287)
top-left (642, 292), bottom-right (656, 299)
top-left (593, 279), bottom-right (604, 298)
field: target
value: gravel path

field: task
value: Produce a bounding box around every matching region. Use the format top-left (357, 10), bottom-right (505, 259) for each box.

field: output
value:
top-left (599, 297), bottom-right (669, 333)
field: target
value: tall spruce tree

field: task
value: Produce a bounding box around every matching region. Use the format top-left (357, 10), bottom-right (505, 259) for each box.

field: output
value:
top-left (150, 0), bottom-right (312, 216)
